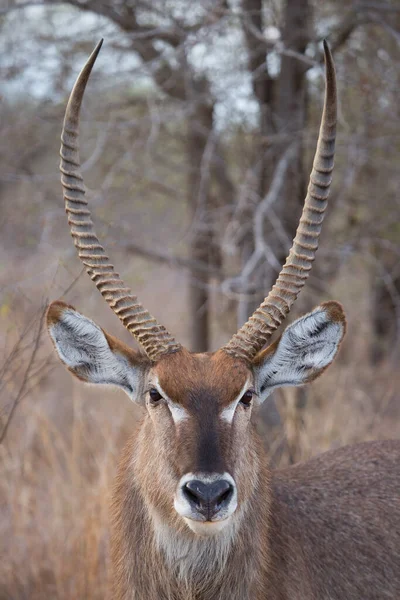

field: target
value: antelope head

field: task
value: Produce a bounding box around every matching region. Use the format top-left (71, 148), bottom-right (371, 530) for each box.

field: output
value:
top-left (47, 41), bottom-right (346, 537)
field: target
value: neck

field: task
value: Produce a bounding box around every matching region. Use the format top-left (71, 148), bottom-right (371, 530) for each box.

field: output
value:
top-left (152, 508), bottom-right (244, 587)
top-left (112, 427), bottom-right (272, 600)
top-left (149, 487), bottom-right (270, 600)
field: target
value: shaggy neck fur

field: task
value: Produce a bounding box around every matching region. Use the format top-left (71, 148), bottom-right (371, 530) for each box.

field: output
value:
top-left (151, 510), bottom-right (244, 594)
top-left (111, 424), bottom-right (272, 600)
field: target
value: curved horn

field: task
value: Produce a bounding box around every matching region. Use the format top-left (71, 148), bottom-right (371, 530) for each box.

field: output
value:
top-left (223, 41), bottom-right (337, 362)
top-left (60, 40), bottom-right (181, 361)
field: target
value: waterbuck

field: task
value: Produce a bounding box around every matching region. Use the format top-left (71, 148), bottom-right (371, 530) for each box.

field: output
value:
top-left (47, 40), bottom-right (400, 599)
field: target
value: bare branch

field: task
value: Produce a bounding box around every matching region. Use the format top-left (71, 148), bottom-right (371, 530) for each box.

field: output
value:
top-left (356, 2), bottom-right (400, 12)
top-left (0, 0), bottom-right (43, 16)
top-left (222, 143), bottom-right (297, 328)
top-left (241, 0), bottom-right (273, 104)
top-left (0, 304), bottom-right (46, 445)
top-left (122, 241), bottom-right (223, 279)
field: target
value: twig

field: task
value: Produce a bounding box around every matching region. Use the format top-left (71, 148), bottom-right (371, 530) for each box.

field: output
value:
top-left (222, 143), bottom-right (297, 301)
top-left (122, 241), bottom-right (223, 278)
top-left (0, 304), bottom-right (46, 445)
top-left (61, 268), bottom-right (86, 299)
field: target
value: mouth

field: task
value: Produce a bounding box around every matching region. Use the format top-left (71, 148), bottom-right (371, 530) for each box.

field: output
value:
top-left (183, 516), bottom-right (232, 536)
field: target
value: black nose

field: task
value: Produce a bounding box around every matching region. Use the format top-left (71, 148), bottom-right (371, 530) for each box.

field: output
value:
top-left (183, 479), bottom-right (234, 520)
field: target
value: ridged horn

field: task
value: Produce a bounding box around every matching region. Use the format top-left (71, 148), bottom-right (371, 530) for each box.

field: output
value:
top-left (59, 40), bottom-right (181, 361)
top-left (223, 41), bottom-right (337, 362)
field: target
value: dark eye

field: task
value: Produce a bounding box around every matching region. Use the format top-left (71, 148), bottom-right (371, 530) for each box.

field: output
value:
top-left (240, 390), bottom-right (253, 407)
top-left (149, 388), bottom-right (163, 404)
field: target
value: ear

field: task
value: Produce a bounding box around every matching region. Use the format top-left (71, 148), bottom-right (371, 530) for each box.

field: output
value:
top-left (253, 301), bottom-right (346, 402)
top-left (46, 301), bottom-right (150, 401)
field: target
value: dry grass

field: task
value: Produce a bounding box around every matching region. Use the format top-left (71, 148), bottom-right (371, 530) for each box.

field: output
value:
top-left (0, 384), bottom-right (137, 599)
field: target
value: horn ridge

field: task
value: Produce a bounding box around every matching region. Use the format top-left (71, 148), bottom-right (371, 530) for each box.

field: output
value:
top-left (223, 40), bottom-right (337, 362)
top-left (59, 40), bottom-right (181, 361)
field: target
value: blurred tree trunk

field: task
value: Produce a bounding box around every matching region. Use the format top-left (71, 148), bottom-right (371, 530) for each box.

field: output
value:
top-left (187, 82), bottom-right (216, 352)
top-left (367, 13), bottom-right (400, 366)
top-left (275, 0), bottom-right (310, 249)
top-left (240, 0), bottom-right (276, 325)
top-left (240, 0), bottom-right (310, 327)
top-left (372, 273), bottom-right (400, 364)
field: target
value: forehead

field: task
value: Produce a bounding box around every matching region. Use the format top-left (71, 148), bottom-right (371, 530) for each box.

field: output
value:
top-left (153, 349), bottom-right (250, 408)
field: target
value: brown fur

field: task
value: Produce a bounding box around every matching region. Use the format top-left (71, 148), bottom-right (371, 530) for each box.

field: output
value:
top-left (111, 418), bottom-right (270, 600)
top-left (321, 300), bottom-right (347, 328)
top-left (110, 349), bottom-right (400, 599)
top-left (268, 440), bottom-right (400, 599)
top-left (112, 409), bottom-right (400, 599)
top-left (46, 300), bottom-right (75, 327)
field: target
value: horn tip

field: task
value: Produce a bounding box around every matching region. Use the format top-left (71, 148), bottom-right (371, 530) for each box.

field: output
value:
top-left (91, 39), bottom-right (104, 61)
top-left (321, 39), bottom-right (336, 109)
top-left (322, 39), bottom-right (334, 66)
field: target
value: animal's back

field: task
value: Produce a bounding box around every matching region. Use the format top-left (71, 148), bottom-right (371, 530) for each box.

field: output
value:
top-left (269, 440), bottom-right (400, 599)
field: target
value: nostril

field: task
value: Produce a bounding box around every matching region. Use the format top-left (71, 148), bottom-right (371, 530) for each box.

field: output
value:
top-left (213, 481), bottom-right (233, 508)
top-left (217, 485), bottom-right (233, 506)
top-left (183, 480), bottom-right (208, 508)
top-left (183, 483), bottom-right (203, 508)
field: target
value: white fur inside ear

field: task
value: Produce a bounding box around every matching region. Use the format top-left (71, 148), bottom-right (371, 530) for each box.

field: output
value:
top-left (49, 309), bottom-right (139, 399)
top-left (255, 306), bottom-right (344, 402)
